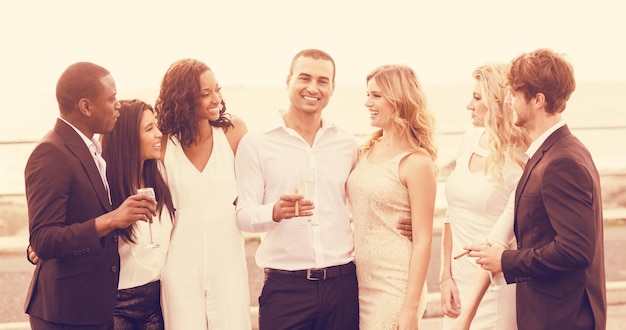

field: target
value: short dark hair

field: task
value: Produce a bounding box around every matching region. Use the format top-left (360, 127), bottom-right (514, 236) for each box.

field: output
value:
top-left (289, 49), bottom-right (336, 83)
top-left (56, 62), bottom-right (110, 116)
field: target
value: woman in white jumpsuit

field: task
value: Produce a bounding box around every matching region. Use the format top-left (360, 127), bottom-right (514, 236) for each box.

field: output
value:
top-left (156, 58), bottom-right (251, 330)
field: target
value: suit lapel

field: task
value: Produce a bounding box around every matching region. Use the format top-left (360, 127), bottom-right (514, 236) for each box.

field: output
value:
top-left (513, 150), bottom-right (543, 236)
top-left (55, 119), bottom-right (112, 211)
top-left (514, 125), bottom-right (572, 235)
top-left (515, 152), bottom-right (543, 206)
top-left (515, 125), bottom-right (572, 204)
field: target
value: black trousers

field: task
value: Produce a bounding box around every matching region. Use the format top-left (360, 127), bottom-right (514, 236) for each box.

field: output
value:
top-left (259, 262), bottom-right (359, 330)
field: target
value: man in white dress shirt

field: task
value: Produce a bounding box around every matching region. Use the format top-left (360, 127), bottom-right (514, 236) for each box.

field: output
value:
top-left (235, 49), bottom-right (359, 329)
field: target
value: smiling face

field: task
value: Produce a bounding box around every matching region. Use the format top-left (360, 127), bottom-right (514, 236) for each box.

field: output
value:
top-left (286, 56), bottom-right (335, 115)
top-left (139, 109), bottom-right (163, 162)
top-left (365, 78), bottom-right (394, 130)
top-left (196, 70), bottom-right (223, 121)
top-left (466, 81), bottom-right (488, 127)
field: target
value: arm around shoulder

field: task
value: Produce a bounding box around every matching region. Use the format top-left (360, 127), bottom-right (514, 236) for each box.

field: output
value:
top-left (226, 117), bottom-right (248, 155)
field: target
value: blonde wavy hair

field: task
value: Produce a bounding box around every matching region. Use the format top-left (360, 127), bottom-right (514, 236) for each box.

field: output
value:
top-left (473, 63), bottom-right (531, 182)
top-left (361, 64), bottom-right (438, 171)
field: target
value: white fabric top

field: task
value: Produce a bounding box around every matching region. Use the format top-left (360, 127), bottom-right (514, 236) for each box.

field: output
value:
top-left (117, 204), bottom-right (173, 290)
top-left (235, 110), bottom-right (358, 270)
top-left (445, 128), bottom-right (522, 284)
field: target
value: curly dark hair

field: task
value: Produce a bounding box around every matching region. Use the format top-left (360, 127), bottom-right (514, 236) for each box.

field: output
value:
top-left (155, 58), bottom-right (233, 148)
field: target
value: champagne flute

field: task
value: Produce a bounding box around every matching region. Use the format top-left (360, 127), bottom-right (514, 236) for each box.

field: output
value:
top-left (137, 187), bottom-right (159, 249)
top-left (131, 187), bottom-right (163, 270)
top-left (296, 165), bottom-right (316, 225)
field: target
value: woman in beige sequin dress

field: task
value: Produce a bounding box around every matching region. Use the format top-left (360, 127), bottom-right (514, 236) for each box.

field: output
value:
top-left (347, 65), bottom-right (438, 329)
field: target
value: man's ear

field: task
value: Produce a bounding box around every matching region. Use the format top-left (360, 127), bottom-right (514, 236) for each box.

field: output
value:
top-left (78, 98), bottom-right (91, 116)
top-left (533, 93), bottom-right (546, 109)
top-left (286, 75), bottom-right (291, 89)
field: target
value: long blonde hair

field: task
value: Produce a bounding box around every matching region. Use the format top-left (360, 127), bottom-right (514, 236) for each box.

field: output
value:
top-left (361, 65), bottom-right (437, 169)
top-left (473, 63), bottom-right (531, 182)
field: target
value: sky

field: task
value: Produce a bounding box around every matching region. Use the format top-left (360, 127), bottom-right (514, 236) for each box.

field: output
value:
top-left (1, 0), bottom-right (625, 93)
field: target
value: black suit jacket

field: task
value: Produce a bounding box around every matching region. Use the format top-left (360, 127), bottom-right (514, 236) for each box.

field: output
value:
top-left (24, 119), bottom-right (119, 326)
top-left (502, 125), bottom-right (607, 329)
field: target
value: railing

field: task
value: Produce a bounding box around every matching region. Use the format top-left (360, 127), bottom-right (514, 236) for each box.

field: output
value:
top-left (5, 124), bottom-right (626, 145)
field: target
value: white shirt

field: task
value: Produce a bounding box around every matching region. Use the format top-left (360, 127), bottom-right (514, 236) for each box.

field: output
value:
top-left (525, 120), bottom-right (566, 159)
top-left (235, 110), bottom-right (358, 270)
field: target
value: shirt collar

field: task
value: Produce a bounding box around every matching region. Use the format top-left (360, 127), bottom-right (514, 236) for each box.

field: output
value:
top-left (261, 109), bottom-right (337, 134)
top-left (59, 117), bottom-right (102, 154)
top-left (525, 120), bottom-right (565, 159)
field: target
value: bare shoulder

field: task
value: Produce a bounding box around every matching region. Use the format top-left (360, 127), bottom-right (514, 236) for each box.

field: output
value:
top-left (224, 117), bottom-right (248, 142)
top-left (401, 150), bottom-right (433, 169)
top-left (399, 150), bottom-right (436, 181)
top-left (224, 117), bottom-right (248, 154)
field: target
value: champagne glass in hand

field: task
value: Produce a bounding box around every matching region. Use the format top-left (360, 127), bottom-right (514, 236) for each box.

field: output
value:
top-left (137, 187), bottom-right (159, 249)
top-left (295, 166), bottom-right (316, 225)
top-left (131, 187), bottom-right (163, 270)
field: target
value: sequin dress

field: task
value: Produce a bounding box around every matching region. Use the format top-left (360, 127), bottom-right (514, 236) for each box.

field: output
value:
top-left (347, 151), bottom-right (427, 329)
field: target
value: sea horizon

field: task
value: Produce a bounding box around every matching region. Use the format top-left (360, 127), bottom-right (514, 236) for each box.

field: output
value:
top-left (3, 81), bottom-right (626, 141)
top-left (1, 81), bottom-right (625, 195)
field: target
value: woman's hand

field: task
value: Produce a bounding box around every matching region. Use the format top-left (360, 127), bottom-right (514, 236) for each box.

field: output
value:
top-left (440, 277), bottom-right (461, 317)
top-left (395, 306), bottom-right (419, 330)
top-left (27, 245), bottom-right (40, 265)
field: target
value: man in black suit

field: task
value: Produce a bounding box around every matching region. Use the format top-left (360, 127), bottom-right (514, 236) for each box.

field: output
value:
top-left (469, 48), bottom-right (606, 329)
top-left (24, 62), bottom-right (156, 329)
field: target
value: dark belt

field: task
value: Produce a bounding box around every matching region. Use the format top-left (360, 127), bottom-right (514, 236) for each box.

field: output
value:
top-left (264, 261), bottom-right (355, 281)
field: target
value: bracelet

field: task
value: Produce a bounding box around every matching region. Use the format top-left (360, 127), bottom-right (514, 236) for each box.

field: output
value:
top-left (439, 277), bottom-right (453, 285)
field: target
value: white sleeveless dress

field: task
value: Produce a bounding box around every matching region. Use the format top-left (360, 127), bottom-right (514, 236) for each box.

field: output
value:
top-left (442, 128), bottom-right (518, 330)
top-left (347, 151), bottom-right (428, 329)
top-left (161, 126), bottom-right (251, 329)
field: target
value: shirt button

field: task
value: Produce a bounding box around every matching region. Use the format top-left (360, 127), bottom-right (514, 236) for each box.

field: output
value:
top-left (111, 265), bottom-right (119, 273)
top-left (517, 242), bottom-right (522, 249)
top-left (112, 234), bottom-right (119, 242)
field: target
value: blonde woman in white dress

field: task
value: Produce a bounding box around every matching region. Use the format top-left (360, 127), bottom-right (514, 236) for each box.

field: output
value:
top-left (439, 63), bottom-right (530, 330)
top-left (347, 64), bottom-right (437, 329)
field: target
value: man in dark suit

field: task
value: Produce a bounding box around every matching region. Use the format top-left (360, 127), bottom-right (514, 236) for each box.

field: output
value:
top-left (24, 62), bottom-right (157, 329)
top-left (468, 49), bottom-right (607, 329)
